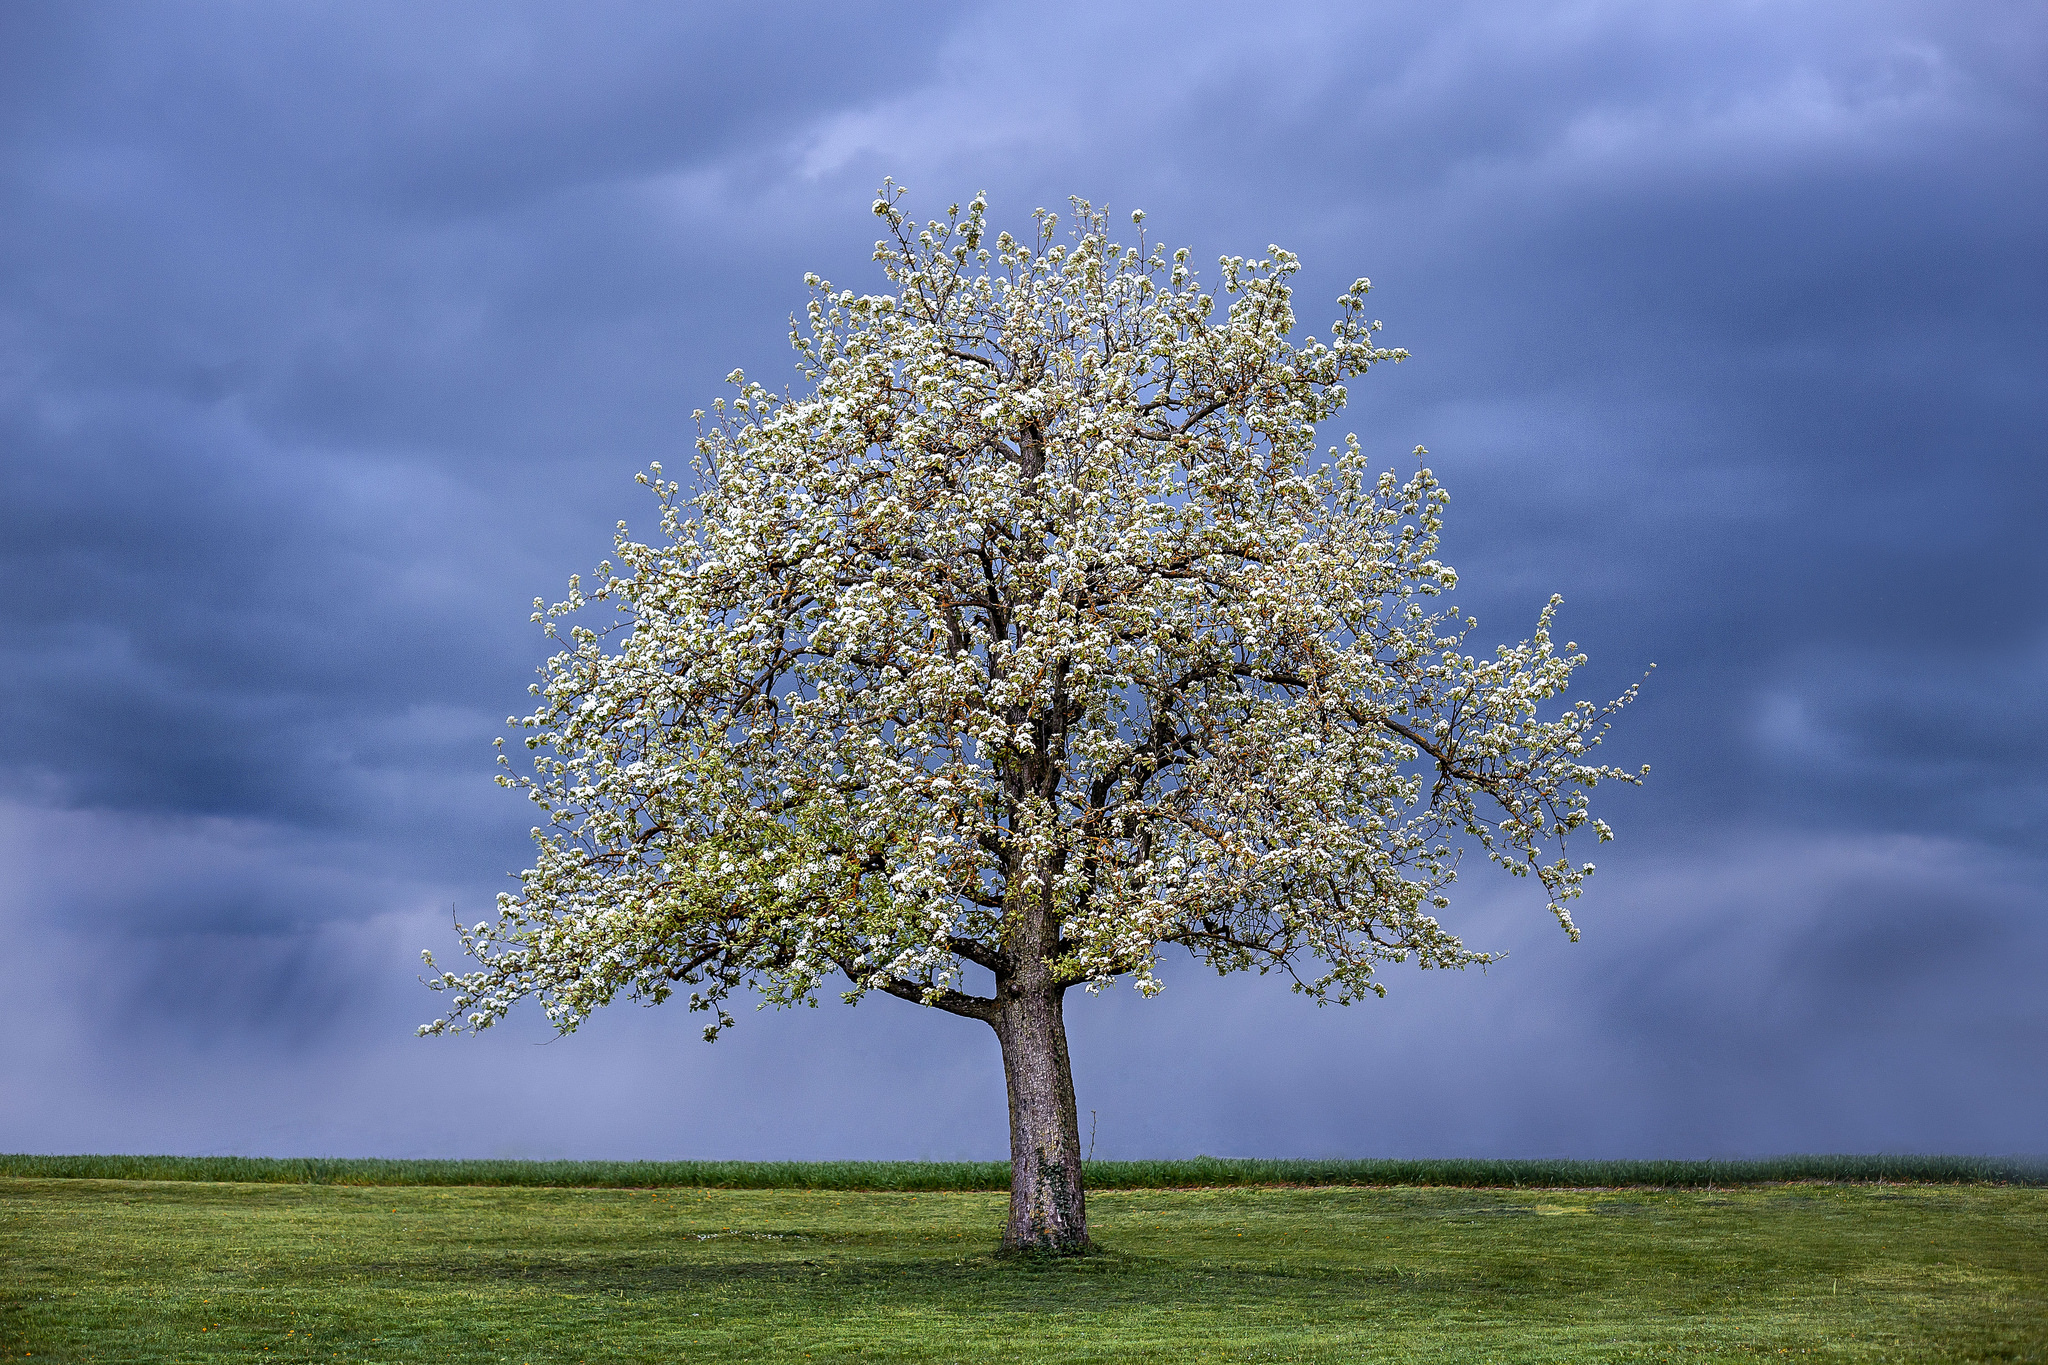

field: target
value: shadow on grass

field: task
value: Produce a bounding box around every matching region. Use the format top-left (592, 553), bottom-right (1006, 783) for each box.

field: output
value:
top-left (251, 1245), bottom-right (1575, 1314)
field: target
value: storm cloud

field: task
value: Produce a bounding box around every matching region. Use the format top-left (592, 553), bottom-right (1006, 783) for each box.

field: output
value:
top-left (3, 0), bottom-right (2042, 1159)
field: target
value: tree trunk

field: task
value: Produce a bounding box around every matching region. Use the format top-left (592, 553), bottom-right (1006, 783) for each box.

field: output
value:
top-left (991, 981), bottom-right (1088, 1253)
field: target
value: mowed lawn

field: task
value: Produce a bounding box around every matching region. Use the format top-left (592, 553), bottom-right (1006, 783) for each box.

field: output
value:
top-left (3, 1179), bottom-right (2042, 1363)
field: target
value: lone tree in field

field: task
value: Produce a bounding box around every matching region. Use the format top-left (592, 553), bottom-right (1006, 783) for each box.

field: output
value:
top-left (422, 188), bottom-right (1645, 1253)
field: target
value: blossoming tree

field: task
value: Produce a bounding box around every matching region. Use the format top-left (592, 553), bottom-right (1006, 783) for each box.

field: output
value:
top-left (422, 189), bottom-right (1645, 1253)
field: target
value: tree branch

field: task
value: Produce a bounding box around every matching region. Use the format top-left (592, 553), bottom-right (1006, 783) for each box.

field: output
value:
top-left (871, 975), bottom-right (998, 1021)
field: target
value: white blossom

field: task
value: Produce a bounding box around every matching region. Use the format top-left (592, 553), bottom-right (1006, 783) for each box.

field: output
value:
top-left (421, 188), bottom-right (1646, 1042)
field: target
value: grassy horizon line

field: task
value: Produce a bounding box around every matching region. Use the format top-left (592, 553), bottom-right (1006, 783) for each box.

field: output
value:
top-left (3, 1152), bottom-right (2042, 1190)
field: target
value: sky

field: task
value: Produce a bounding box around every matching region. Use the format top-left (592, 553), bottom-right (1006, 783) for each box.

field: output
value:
top-left (2, 0), bottom-right (2043, 1162)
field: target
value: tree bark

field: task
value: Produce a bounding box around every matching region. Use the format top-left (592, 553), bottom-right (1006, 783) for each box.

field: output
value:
top-left (991, 980), bottom-right (1089, 1253)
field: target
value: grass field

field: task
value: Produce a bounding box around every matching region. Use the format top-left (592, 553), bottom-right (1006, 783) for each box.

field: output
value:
top-left (5, 1177), bottom-right (2043, 1362)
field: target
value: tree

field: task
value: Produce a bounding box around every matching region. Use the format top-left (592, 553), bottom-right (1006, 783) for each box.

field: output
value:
top-left (421, 188), bottom-right (1646, 1254)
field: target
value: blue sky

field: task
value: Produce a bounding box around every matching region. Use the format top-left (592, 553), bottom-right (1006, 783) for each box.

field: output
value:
top-left (3, 0), bottom-right (2043, 1160)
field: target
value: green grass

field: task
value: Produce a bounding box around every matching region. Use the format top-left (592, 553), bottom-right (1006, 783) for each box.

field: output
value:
top-left (2, 1152), bottom-right (2041, 1189)
top-left (4, 1178), bottom-right (2043, 1362)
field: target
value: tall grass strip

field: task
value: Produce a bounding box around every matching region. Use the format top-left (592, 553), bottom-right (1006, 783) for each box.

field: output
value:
top-left (2, 1152), bottom-right (2041, 1189)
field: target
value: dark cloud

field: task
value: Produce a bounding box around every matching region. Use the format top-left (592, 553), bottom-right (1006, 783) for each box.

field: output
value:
top-left (2, 0), bottom-right (2042, 1158)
